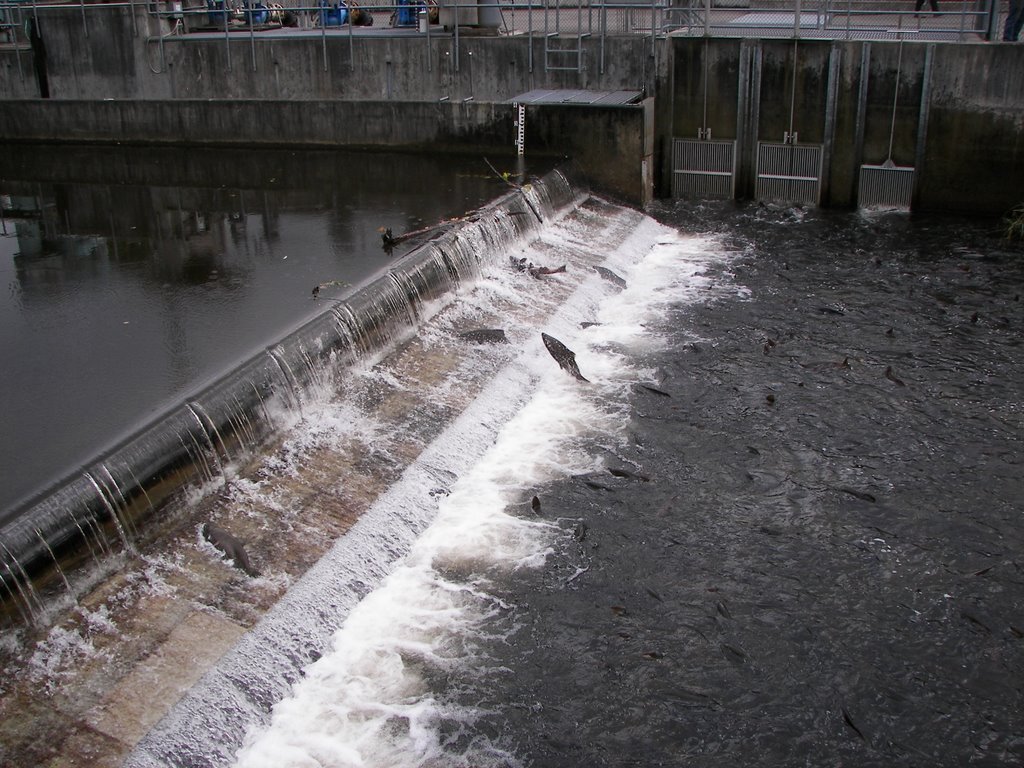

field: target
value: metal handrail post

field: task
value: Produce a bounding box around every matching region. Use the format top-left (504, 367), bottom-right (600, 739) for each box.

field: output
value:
top-left (703, 0), bottom-right (710, 36)
top-left (650, 0), bottom-right (656, 54)
top-left (222, 4), bottom-right (232, 71)
top-left (424, 3), bottom-right (431, 73)
top-left (793, 0), bottom-right (800, 38)
top-left (454, 0), bottom-right (460, 72)
top-left (348, 4), bottom-right (354, 72)
top-left (13, 3), bottom-right (24, 78)
top-left (320, 5), bottom-right (327, 72)
top-left (527, 0), bottom-right (533, 72)
top-left (156, 2), bottom-right (166, 69)
top-left (249, 9), bottom-right (256, 70)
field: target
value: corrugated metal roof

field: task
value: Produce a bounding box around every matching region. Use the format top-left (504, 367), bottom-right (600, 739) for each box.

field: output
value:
top-left (508, 89), bottom-right (644, 106)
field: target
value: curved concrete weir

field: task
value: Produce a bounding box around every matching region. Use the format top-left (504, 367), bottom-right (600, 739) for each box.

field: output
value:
top-left (0, 166), bottom-right (675, 766)
top-left (0, 167), bottom-right (580, 626)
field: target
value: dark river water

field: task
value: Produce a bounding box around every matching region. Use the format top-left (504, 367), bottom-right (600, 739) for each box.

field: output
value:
top-left (199, 198), bottom-right (1024, 768)
top-left (0, 144), bottom-right (538, 519)
top-left (5, 149), bottom-right (1021, 767)
top-left (453, 203), bottom-right (1024, 767)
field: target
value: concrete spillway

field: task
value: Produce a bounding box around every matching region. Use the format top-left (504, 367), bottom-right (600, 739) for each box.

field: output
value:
top-left (0, 167), bottom-right (579, 626)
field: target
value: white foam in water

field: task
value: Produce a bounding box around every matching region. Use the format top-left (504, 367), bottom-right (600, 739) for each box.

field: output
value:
top-left (227, 223), bottom-right (732, 768)
top-left (128, 201), bottom-right (733, 768)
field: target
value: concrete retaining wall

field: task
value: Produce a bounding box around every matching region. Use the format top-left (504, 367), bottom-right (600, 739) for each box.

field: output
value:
top-left (1, 5), bottom-right (1022, 211)
top-left (0, 98), bottom-right (514, 148)
top-left (664, 37), bottom-right (1024, 212)
top-left (0, 97), bottom-right (652, 202)
top-left (0, 7), bottom-right (655, 101)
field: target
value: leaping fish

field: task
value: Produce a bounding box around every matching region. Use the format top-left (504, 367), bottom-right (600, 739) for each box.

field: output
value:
top-left (541, 332), bottom-right (589, 382)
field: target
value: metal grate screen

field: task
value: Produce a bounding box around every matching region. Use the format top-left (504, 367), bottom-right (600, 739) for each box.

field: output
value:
top-left (755, 142), bottom-right (823, 205)
top-left (671, 138), bottom-right (737, 200)
top-left (858, 162), bottom-right (915, 209)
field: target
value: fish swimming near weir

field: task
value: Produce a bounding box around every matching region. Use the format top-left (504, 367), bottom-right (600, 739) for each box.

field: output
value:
top-left (202, 523), bottom-right (260, 577)
top-left (530, 264), bottom-right (567, 279)
top-left (459, 329), bottom-right (509, 344)
top-left (510, 256), bottom-right (567, 279)
top-left (541, 332), bottom-right (589, 382)
top-left (885, 366), bottom-right (906, 387)
top-left (594, 266), bottom-right (627, 289)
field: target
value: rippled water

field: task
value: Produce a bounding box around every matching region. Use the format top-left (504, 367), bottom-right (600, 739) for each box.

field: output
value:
top-left (12, 176), bottom-right (1021, 767)
top-left (0, 145), bottom-right (541, 518)
top-left (448, 203), bottom-right (1024, 767)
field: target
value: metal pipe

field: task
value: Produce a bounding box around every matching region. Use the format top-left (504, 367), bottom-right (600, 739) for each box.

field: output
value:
top-left (887, 39), bottom-right (904, 162)
top-left (424, 3), bottom-right (431, 74)
top-left (348, 3), bottom-right (354, 72)
top-left (223, 3), bottom-right (232, 72)
top-left (249, 9), bottom-right (257, 70)
top-left (649, 0), bottom-right (655, 56)
top-left (852, 42), bottom-right (870, 175)
top-left (14, 3), bottom-right (24, 79)
top-left (320, 6), bottom-right (327, 72)
top-left (788, 38), bottom-right (798, 140)
top-left (527, 0), bottom-right (533, 73)
top-left (701, 36), bottom-right (708, 134)
top-left (156, 4), bottom-right (167, 71)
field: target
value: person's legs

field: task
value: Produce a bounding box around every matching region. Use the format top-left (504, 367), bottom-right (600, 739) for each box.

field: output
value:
top-left (1006, 0), bottom-right (1024, 40)
top-left (1007, 0), bottom-right (1024, 39)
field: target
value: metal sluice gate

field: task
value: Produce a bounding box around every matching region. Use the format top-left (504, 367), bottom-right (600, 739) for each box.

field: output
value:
top-left (856, 41), bottom-right (918, 210)
top-left (858, 159), bottom-right (915, 209)
top-left (754, 141), bottom-right (823, 206)
top-left (670, 138), bottom-right (737, 200)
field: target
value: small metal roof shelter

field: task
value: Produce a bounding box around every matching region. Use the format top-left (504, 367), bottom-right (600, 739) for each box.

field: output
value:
top-left (508, 89), bottom-right (645, 106)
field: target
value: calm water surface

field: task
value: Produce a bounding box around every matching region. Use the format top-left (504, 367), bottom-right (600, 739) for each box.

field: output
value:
top-left (0, 144), bottom-right (544, 520)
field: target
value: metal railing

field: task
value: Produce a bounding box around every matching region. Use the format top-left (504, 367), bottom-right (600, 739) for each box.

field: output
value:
top-left (0, 0), bottom-right (1006, 79)
top-left (0, 0), bottom-right (1004, 37)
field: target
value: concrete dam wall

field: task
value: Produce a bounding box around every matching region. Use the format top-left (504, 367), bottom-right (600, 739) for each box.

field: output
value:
top-left (664, 37), bottom-right (1024, 212)
top-left (0, 6), bottom-right (1022, 208)
top-left (0, 164), bottom-right (582, 625)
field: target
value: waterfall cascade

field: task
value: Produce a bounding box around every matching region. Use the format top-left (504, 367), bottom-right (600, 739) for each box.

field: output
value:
top-left (0, 168), bottom-right (580, 627)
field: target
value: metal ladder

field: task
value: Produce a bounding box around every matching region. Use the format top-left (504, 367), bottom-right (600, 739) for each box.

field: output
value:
top-left (544, 33), bottom-right (590, 71)
top-left (543, 0), bottom-right (591, 72)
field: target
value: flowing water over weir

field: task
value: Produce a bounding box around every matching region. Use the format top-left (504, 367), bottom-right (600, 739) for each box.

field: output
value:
top-left (0, 170), bottom-right (575, 625)
top-left (3, 182), bottom-right (1023, 767)
top-left (114, 177), bottom-right (693, 768)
